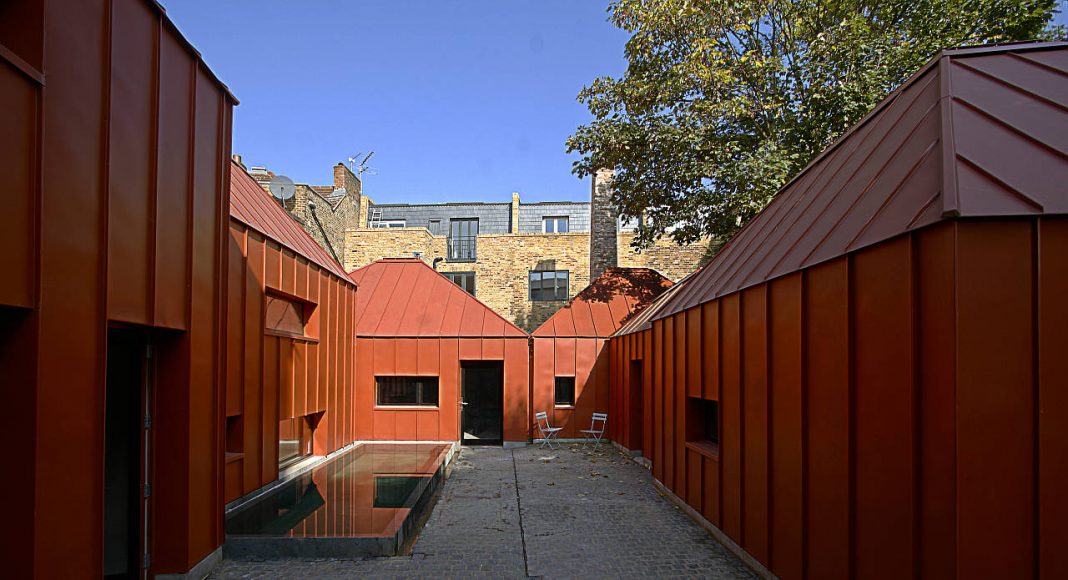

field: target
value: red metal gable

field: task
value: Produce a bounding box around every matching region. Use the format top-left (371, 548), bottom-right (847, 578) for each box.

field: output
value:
top-left (533, 268), bottom-right (672, 338)
top-left (657, 42), bottom-right (1068, 320)
top-left (349, 258), bottom-right (527, 338)
top-left (229, 161), bottom-right (353, 283)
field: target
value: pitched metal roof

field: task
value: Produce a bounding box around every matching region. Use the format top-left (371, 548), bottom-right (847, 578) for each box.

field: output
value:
top-left (613, 270), bottom-right (698, 337)
top-left (348, 258), bottom-right (528, 338)
top-left (532, 268), bottom-right (672, 338)
top-left (229, 160), bottom-right (353, 283)
top-left (657, 42), bottom-right (1068, 320)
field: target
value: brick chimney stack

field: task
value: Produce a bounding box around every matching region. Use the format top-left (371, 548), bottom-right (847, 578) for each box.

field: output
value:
top-left (589, 168), bottom-right (618, 281)
top-left (333, 162), bottom-right (362, 197)
top-left (510, 192), bottom-right (521, 233)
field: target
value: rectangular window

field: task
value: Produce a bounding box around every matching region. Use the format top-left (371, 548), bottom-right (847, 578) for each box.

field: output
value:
top-left (376, 376), bottom-right (440, 407)
top-left (372, 219), bottom-right (406, 228)
top-left (448, 218), bottom-right (478, 261)
top-left (554, 376), bottom-right (575, 406)
top-left (529, 270), bottom-right (569, 301)
top-left (444, 271), bottom-right (476, 296)
top-left (686, 397), bottom-right (720, 445)
top-left (542, 216), bottom-right (569, 233)
top-left (265, 294), bottom-right (306, 336)
top-left (427, 219), bottom-right (442, 235)
top-left (278, 416), bottom-right (312, 468)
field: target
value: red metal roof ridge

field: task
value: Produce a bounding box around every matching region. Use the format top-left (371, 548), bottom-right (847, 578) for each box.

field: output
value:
top-left (646, 41), bottom-right (1068, 322)
top-left (151, 0), bottom-right (239, 104)
top-left (229, 161), bottom-right (354, 285)
top-left (535, 267), bottom-right (674, 337)
top-left (348, 259), bottom-right (529, 337)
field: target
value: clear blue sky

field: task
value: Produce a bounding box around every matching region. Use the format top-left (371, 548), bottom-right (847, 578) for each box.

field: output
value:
top-left (166, 1), bottom-right (1068, 205)
top-left (165, 0), bottom-right (629, 204)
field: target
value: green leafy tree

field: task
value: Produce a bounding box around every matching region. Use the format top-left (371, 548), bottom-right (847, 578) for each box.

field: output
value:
top-left (568, 0), bottom-right (1065, 247)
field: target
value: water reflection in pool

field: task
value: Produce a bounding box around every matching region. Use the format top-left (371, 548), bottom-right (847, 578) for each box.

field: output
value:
top-left (226, 443), bottom-right (450, 539)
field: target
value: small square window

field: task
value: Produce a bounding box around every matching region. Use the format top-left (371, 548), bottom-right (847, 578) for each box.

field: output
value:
top-left (686, 397), bottom-right (719, 445)
top-left (265, 294), bottom-right (306, 336)
top-left (555, 376), bottom-right (575, 406)
top-left (529, 270), bottom-right (569, 301)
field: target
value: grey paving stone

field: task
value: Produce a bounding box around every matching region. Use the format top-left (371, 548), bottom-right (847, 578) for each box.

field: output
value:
top-left (209, 445), bottom-right (756, 579)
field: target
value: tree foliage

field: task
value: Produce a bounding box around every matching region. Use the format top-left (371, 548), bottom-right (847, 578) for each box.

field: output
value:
top-left (568, 0), bottom-right (1065, 247)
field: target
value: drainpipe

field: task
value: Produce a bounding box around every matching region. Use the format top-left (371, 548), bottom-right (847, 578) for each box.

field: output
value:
top-left (432, 257), bottom-right (444, 270)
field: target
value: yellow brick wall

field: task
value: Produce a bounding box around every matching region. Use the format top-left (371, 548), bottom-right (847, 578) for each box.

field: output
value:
top-left (346, 228), bottom-right (590, 331)
top-left (617, 231), bottom-right (708, 282)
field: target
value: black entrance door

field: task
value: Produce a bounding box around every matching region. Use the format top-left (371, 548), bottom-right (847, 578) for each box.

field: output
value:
top-left (104, 327), bottom-right (154, 579)
top-left (460, 361), bottom-right (503, 445)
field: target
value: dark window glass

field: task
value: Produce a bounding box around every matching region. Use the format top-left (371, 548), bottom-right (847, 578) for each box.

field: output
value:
top-left (278, 416), bottom-right (312, 468)
top-left (444, 271), bottom-right (476, 296)
top-left (529, 270), bottom-right (569, 301)
top-left (376, 376), bottom-right (440, 407)
top-left (448, 218), bottom-right (478, 261)
top-left (554, 376), bottom-right (575, 406)
top-left (265, 295), bottom-right (305, 336)
top-left (686, 397), bottom-right (719, 445)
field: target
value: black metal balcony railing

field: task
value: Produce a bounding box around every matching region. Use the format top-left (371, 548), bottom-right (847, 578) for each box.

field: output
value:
top-left (447, 236), bottom-right (477, 262)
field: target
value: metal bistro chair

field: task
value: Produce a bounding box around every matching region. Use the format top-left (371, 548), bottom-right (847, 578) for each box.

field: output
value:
top-left (535, 411), bottom-right (562, 450)
top-left (580, 413), bottom-right (608, 447)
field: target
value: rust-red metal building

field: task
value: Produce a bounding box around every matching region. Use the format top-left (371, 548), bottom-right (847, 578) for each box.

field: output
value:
top-left (532, 268), bottom-right (671, 439)
top-left (0, 0), bottom-right (236, 576)
top-left (608, 42), bottom-right (1068, 579)
top-left (224, 162), bottom-right (359, 504)
top-left (608, 273), bottom-right (696, 452)
top-left (349, 258), bottom-right (530, 445)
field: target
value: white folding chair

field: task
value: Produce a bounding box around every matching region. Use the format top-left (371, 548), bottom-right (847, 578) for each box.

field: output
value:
top-left (580, 413), bottom-right (607, 447)
top-left (535, 411), bottom-right (562, 450)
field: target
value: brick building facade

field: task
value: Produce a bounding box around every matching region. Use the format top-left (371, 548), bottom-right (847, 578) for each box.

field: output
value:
top-left (237, 157), bottom-right (707, 331)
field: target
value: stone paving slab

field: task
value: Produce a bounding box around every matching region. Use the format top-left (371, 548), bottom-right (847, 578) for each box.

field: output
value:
top-left (209, 444), bottom-right (756, 579)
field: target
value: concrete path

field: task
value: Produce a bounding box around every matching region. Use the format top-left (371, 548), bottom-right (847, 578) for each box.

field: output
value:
top-left (210, 444), bottom-right (756, 579)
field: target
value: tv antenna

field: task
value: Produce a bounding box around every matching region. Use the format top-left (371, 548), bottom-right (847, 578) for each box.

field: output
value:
top-left (267, 175), bottom-right (295, 208)
top-left (348, 151), bottom-right (377, 188)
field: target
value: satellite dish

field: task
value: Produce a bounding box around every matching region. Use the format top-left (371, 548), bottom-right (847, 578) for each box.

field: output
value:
top-left (268, 175), bottom-right (295, 201)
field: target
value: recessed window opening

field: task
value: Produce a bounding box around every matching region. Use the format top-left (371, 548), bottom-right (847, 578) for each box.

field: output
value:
top-left (444, 271), bottom-right (476, 296)
top-left (278, 416), bottom-right (312, 468)
top-left (372, 219), bottom-right (406, 228)
top-left (265, 294), bottom-right (306, 336)
top-left (686, 397), bottom-right (720, 447)
top-left (376, 376), bottom-right (440, 407)
top-left (542, 216), bottom-right (569, 233)
top-left (555, 376), bottom-right (575, 406)
top-left (529, 270), bottom-right (569, 301)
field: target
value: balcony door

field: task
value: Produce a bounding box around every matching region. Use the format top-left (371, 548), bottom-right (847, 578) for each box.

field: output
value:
top-left (448, 218), bottom-right (478, 261)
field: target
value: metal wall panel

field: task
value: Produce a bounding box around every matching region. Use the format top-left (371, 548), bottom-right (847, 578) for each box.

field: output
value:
top-left (852, 236), bottom-right (914, 579)
top-left (2, 0), bottom-right (237, 574)
top-left (955, 221), bottom-right (1035, 578)
top-left (768, 273), bottom-right (803, 579)
top-left (741, 286), bottom-right (769, 563)
top-left (1039, 218), bottom-right (1068, 579)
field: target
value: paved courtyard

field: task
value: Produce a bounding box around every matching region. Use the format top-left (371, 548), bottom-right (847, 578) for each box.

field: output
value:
top-left (210, 444), bottom-right (757, 579)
